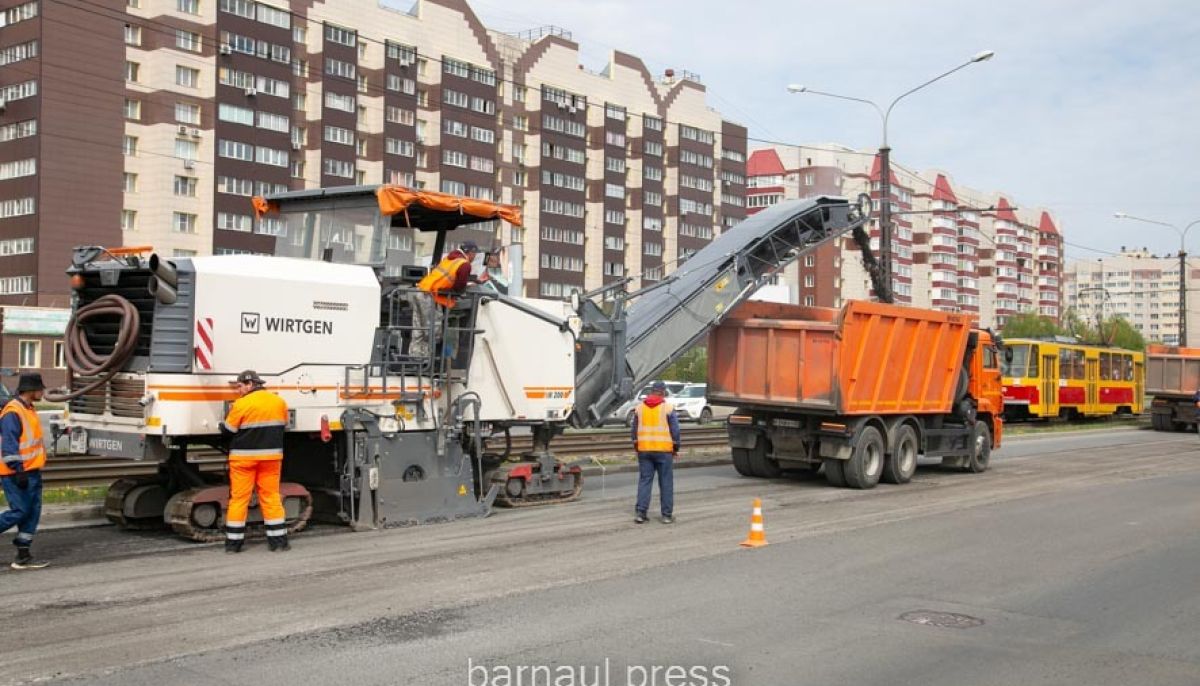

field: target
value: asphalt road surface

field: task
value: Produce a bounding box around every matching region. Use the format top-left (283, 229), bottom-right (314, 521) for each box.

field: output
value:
top-left (3, 428), bottom-right (1199, 686)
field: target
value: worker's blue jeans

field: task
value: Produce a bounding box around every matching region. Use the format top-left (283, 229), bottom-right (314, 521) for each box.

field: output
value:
top-left (636, 452), bottom-right (674, 517)
top-left (0, 470), bottom-right (42, 546)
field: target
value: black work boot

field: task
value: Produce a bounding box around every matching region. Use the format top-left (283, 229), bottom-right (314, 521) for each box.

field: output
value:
top-left (12, 546), bottom-right (48, 570)
top-left (224, 539), bottom-right (244, 554)
top-left (267, 535), bottom-right (291, 552)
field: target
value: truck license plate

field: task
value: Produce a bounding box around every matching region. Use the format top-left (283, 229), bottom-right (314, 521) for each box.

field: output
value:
top-left (70, 429), bottom-right (88, 455)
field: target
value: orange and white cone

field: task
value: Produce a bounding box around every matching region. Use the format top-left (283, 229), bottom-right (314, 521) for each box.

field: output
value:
top-left (740, 498), bottom-right (768, 548)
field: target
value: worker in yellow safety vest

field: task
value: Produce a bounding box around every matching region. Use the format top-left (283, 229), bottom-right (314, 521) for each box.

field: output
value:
top-left (221, 370), bottom-right (290, 553)
top-left (409, 240), bottom-right (480, 358)
top-left (1, 374), bottom-right (50, 569)
top-left (630, 381), bottom-right (681, 524)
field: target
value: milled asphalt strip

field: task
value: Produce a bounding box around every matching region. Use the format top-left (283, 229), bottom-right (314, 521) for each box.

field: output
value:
top-left (5, 432), bottom-right (1197, 685)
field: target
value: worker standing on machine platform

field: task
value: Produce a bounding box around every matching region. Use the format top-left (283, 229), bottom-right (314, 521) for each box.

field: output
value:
top-left (410, 240), bottom-right (480, 358)
top-left (0, 374), bottom-right (50, 570)
top-left (631, 381), bottom-right (681, 525)
top-left (221, 370), bottom-right (290, 553)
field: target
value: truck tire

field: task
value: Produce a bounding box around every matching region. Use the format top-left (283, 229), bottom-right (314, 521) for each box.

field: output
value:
top-left (748, 436), bottom-right (782, 478)
top-left (731, 447), bottom-right (755, 477)
top-left (843, 425), bottom-right (884, 489)
top-left (824, 458), bottom-right (846, 487)
top-left (968, 422), bottom-right (992, 473)
top-left (1151, 413), bottom-right (1168, 431)
top-left (882, 424), bottom-right (919, 485)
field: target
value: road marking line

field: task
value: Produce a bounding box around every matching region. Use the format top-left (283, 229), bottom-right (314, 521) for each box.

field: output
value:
top-left (696, 638), bottom-right (735, 647)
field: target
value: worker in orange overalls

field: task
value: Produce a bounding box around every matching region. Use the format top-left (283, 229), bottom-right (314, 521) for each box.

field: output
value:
top-left (221, 370), bottom-right (290, 553)
top-left (409, 240), bottom-right (479, 358)
top-left (1, 374), bottom-right (50, 569)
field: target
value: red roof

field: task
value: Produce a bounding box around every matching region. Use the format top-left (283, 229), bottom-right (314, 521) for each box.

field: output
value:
top-left (747, 148), bottom-right (785, 177)
top-left (868, 153), bottom-right (900, 185)
top-left (932, 174), bottom-right (957, 204)
top-left (995, 197), bottom-right (1018, 221)
top-left (1038, 211), bottom-right (1058, 235)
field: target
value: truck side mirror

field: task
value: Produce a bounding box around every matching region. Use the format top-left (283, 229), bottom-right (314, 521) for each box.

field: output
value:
top-left (1003, 346), bottom-right (1014, 364)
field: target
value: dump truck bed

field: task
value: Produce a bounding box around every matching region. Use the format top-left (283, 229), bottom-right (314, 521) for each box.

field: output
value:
top-left (707, 300), bottom-right (973, 415)
top-left (1145, 344), bottom-right (1200, 399)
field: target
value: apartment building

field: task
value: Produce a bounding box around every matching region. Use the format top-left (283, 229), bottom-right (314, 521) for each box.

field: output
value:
top-left (745, 145), bottom-right (1063, 328)
top-left (1064, 248), bottom-right (1200, 345)
top-left (0, 0), bottom-right (746, 305)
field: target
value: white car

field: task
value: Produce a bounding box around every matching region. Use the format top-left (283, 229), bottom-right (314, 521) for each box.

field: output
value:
top-left (607, 381), bottom-right (686, 426)
top-left (668, 383), bottom-right (729, 425)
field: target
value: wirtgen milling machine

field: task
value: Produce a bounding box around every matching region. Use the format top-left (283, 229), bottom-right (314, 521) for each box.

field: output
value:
top-left (53, 186), bottom-right (870, 540)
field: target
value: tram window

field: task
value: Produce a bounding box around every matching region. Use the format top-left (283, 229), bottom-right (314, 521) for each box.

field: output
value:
top-left (1002, 344), bottom-right (1029, 376)
top-left (1059, 349), bottom-right (1071, 380)
top-left (1028, 345), bottom-right (1039, 377)
top-left (1123, 354), bottom-right (1134, 381)
top-left (1099, 353), bottom-right (1112, 381)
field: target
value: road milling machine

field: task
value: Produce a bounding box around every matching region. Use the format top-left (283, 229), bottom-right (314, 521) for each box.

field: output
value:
top-left (52, 186), bottom-right (871, 540)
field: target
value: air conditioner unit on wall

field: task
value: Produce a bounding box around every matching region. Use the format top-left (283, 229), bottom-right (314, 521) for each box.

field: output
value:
top-left (190, 128), bottom-right (201, 138)
top-left (245, 87), bottom-right (257, 97)
top-left (177, 125), bottom-right (189, 135)
top-left (182, 159), bottom-right (195, 170)
top-left (220, 44), bottom-right (232, 55)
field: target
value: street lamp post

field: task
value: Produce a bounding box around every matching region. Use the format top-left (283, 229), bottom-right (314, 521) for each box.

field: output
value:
top-left (1114, 212), bottom-right (1200, 346)
top-left (787, 50), bottom-right (994, 301)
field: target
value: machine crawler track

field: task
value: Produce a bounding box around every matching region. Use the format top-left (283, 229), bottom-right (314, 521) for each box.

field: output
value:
top-left (104, 478), bottom-right (171, 530)
top-left (164, 482), bottom-right (314, 542)
top-left (489, 463), bottom-right (583, 508)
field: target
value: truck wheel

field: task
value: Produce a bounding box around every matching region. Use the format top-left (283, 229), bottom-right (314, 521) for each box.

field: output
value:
top-left (748, 436), bottom-right (782, 478)
top-left (968, 422), bottom-right (992, 473)
top-left (698, 408), bottom-right (713, 425)
top-left (843, 426), bottom-right (884, 489)
top-left (824, 458), bottom-right (846, 487)
top-left (1151, 413), bottom-right (1167, 431)
top-left (882, 425), bottom-right (919, 485)
top-left (731, 447), bottom-right (755, 477)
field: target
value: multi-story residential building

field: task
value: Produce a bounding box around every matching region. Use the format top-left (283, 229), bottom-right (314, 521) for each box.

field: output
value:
top-left (1064, 247), bottom-right (1200, 345)
top-left (745, 145), bottom-right (1063, 328)
top-left (0, 0), bottom-right (746, 306)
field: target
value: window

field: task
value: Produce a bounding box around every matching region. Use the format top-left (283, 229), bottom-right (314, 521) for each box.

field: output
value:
top-left (540, 170), bottom-right (585, 192)
top-left (122, 135), bottom-right (138, 157)
top-left (440, 179), bottom-right (466, 195)
top-left (387, 75), bottom-right (416, 94)
top-left (680, 150), bottom-right (713, 168)
top-left (18, 340), bottom-right (39, 368)
top-left (325, 24), bottom-right (356, 47)
top-left (603, 262), bottom-right (625, 277)
top-left (541, 198), bottom-right (585, 218)
top-left (644, 116), bottom-right (663, 132)
top-left (605, 210), bottom-right (625, 225)
top-left (540, 142), bottom-right (586, 165)
top-left (606, 157), bottom-right (626, 174)
top-left (540, 226), bottom-right (585, 245)
top-left (175, 102), bottom-right (201, 124)
top-left (219, 103), bottom-right (254, 126)
top-left (471, 127), bottom-right (494, 144)
top-left (324, 125), bottom-right (354, 146)
top-left (176, 65), bottom-right (199, 88)
top-left (1, 1), bottom-right (39, 26)
top-left (257, 111), bottom-right (289, 133)
top-left (173, 212), bottom-right (197, 233)
top-left (290, 159), bottom-right (305, 179)
top-left (470, 96), bottom-right (495, 114)
top-left (0, 119), bottom-right (36, 142)
top-left (644, 141), bottom-right (663, 157)
top-left (219, 0), bottom-right (253, 17)
top-left (177, 0), bottom-right (199, 14)
top-left (644, 217), bottom-right (663, 231)
top-left (605, 183), bottom-right (625, 199)
top-left (176, 29), bottom-right (202, 52)
top-left (323, 158), bottom-right (354, 178)
top-left (0, 39), bottom-right (36, 67)
top-left (294, 93), bottom-right (307, 111)
top-left (124, 25), bottom-right (142, 46)
top-left (604, 235), bottom-right (625, 251)
top-left (125, 61), bottom-right (140, 82)
top-left (644, 241), bottom-right (662, 257)
top-left (173, 175), bottom-right (197, 197)
top-left (52, 341), bottom-right (66, 370)
top-left (386, 138), bottom-right (414, 157)
top-left (217, 176), bottom-right (253, 196)
top-left (325, 92), bottom-right (355, 113)
top-left (387, 41), bottom-right (417, 65)
top-left (293, 25), bottom-right (306, 43)
top-left (644, 166), bottom-right (663, 182)
top-left (217, 212), bottom-right (252, 232)
top-left (255, 146), bottom-right (288, 167)
top-left (680, 175), bottom-right (714, 192)
top-left (443, 89), bottom-right (470, 109)
top-left (0, 80), bottom-right (36, 103)
top-left (543, 115), bottom-right (585, 138)
top-left (442, 150), bottom-right (467, 168)
top-left (325, 58), bottom-right (356, 79)
top-left (540, 253), bottom-right (584, 272)
top-left (122, 173), bottom-right (138, 193)
top-left (469, 156), bottom-right (494, 173)
top-left (443, 119), bottom-right (468, 138)
top-left (175, 138), bottom-right (199, 160)
top-left (0, 276), bottom-right (32, 295)
top-left (256, 3), bottom-right (289, 28)
top-left (218, 139), bottom-right (253, 161)
top-left (679, 124), bottom-right (714, 144)
top-left (0, 158), bottom-right (35, 180)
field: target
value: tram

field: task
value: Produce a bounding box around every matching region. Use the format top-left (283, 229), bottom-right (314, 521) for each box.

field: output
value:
top-left (1001, 338), bottom-right (1144, 420)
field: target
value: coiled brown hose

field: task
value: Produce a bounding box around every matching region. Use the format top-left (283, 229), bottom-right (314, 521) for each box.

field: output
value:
top-left (44, 294), bottom-right (141, 402)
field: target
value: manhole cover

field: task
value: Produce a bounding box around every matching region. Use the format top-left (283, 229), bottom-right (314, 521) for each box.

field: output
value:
top-left (899, 610), bottom-right (984, 629)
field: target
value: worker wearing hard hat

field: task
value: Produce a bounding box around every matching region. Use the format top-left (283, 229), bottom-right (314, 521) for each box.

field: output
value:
top-left (410, 240), bottom-right (480, 358)
top-left (221, 370), bottom-right (290, 553)
top-left (0, 374), bottom-right (50, 569)
top-left (631, 381), bottom-right (681, 524)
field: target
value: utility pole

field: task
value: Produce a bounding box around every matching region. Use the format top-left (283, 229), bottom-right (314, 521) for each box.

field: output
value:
top-left (786, 50), bottom-right (994, 302)
top-left (1114, 213), bottom-right (1200, 346)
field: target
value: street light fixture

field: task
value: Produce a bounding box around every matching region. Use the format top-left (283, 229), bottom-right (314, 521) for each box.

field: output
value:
top-left (1113, 212), bottom-right (1200, 345)
top-left (786, 51), bottom-right (995, 302)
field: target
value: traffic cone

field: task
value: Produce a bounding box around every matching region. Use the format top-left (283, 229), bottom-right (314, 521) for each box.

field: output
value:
top-left (740, 498), bottom-right (768, 548)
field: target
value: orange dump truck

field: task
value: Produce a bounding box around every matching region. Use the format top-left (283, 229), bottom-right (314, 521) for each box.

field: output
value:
top-left (1145, 343), bottom-right (1200, 431)
top-left (707, 300), bottom-right (1004, 488)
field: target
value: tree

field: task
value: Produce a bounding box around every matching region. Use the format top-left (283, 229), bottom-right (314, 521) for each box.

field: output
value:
top-left (1001, 313), bottom-right (1068, 340)
top-left (659, 345), bottom-right (707, 383)
top-left (1094, 316), bottom-right (1146, 351)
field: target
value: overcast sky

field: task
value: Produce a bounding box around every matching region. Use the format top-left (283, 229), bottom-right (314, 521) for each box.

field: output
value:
top-left (471, 0), bottom-right (1200, 263)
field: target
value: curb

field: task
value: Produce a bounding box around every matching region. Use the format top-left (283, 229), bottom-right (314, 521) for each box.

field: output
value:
top-left (36, 452), bottom-right (736, 531)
